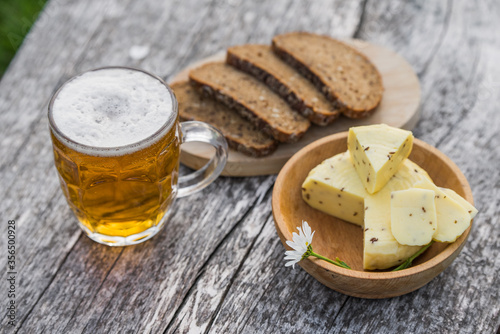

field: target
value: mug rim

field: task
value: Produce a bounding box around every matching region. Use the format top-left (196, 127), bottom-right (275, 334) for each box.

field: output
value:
top-left (48, 66), bottom-right (178, 156)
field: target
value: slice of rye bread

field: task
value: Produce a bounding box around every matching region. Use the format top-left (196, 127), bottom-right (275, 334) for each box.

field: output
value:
top-left (189, 62), bottom-right (310, 143)
top-left (172, 81), bottom-right (278, 157)
top-left (226, 44), bottom-right (340, 126)
top-left (272, 32), bottom-right (384, 119)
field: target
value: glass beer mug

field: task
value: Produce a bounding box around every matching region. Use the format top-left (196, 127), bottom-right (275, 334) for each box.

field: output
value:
top-left (48, 67), bottom-right (228, 246)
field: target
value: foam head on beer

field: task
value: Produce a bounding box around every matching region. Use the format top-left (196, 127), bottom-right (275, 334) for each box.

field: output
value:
top-left (51, 68), bottom-right (175, 156)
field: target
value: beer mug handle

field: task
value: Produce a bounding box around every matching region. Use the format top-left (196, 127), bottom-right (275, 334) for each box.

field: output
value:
top-left (177, 121), bottom-right (228, 198)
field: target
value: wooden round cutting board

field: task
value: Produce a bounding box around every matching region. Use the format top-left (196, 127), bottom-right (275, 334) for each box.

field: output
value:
top-left (169, 39), bottom-right (421, 177)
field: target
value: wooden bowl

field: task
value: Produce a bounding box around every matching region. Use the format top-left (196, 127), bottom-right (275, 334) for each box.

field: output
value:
top-left (272, 132), bottom-right (474, 299)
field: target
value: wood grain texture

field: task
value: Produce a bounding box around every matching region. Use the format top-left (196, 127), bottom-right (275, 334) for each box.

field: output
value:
top-left (0, 0), bottom-right (498, 333)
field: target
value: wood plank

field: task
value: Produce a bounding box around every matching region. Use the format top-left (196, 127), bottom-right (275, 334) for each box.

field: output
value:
top-left (0, 0), bottom-right (136, 331)
top-left (0, 0), bottom-right (277, 331)
top-left (352, 0), bottom-right (451, 76)
top-left (163, 185), bottom-right (275, 334)
top-left (210, 215), bottom-right (351, 333)
top-left (161, 0), bottom-right (365, 80)
top-left (18, 175), bottom-right (276, 333)
top-left (325, 0), bottom-right (500, 332)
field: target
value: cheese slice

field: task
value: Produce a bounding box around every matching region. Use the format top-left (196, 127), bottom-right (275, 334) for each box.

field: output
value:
top-left (363, 161), bottom-right (432, 270)
top-left (302, 151), bottom-right (434, 269)
top-left (348, 124), bottom-right (413, 194)
top-left (439, 187), bottom-right (478, 219)
top-left (363, 199), bottom-right (421, 270)
top-left (390, 188), bottom-right (437, 246)
top-left (414, 180), bottom-right (472, 242)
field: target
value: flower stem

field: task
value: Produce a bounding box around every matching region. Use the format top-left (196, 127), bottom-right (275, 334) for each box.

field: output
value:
top-left (310, 251), bottom-right (351, 269)
top-left (392, 240), bottom-right (435, 271)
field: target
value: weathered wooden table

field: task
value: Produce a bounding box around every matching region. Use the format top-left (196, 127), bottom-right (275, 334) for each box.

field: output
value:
top-left (1, 0), bottom-right (499, 333)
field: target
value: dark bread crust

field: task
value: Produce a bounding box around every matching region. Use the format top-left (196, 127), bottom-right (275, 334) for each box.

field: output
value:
top-left (180, 113), bottom-right (278, 157)
top-left (272, 32), bottom-right (383, 119)
top-left (271, 45), bottom-right (347, 111)
top-left (190, 81), bottom-right (300, 143)
top-left (227, 138), bottom-right (278, 157)
top-left (226, 48), bottom-right (340, 126)
top-left (172, 81), bottom-right (278, 157)
top-left (189, 63), bottom-right (310, 143)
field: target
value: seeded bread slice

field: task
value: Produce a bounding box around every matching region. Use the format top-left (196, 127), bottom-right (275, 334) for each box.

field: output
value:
top-left (172, 81), bottom-right (278, 157)
top-left (226, 44), bottom-right (340, 126)
top-left (189, 62), bottom-right (310, 143)
top-left (272, 32), bottom-right (383, 118)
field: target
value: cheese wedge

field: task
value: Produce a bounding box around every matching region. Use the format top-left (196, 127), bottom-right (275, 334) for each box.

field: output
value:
top-left (348, 124), bottom-right (413, 194)
top-left (302, 151), bottom-right (433, 269)
top-left (414, 180), bottom-right (472, 242)
top-left (390, 188), bottom-right (437, 246)
top-left (301, 152), bottom-right (367, 226)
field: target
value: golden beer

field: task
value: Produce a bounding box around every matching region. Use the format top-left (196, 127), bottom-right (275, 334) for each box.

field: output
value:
top-left (49, 67), bottom-right (228, 246)
top-left (50, 123), bottom-right (180, 241)
top-left (49, 67), bottom-right (182, 245)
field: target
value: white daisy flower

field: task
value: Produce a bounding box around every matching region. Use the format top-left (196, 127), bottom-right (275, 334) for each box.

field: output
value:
top-left (284, 221), bottom-right (315, 269)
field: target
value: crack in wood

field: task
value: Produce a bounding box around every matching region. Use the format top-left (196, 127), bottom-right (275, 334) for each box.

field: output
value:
top-left (0, 110), bottom-right (47, 174)
top-left (67, 248), bottom-right (125, 333)
top-left (332, 295), bottom-right (351, 330)
top-left (273, 274), bottom-right (308, 323)
top-left (166, 0), bottom-right (234, 79)
top-left (163, 181), bottom-right (274, 333)
top-left (271, 0), bottom-right (299, 35)
top-left (434, 44), bottom-right (482, 149)
top-left (238, 232), bottom-right (332, 333)
top-left (238, 236), bottom-right (281, 332)
top-left (353, 0), bottom-right (369, 39)
top-left (31, 186), bottom-right (61, 226)
top-left (222, 234), bottom-right (280, 332)
top-left (14, 233), bottom-right (84, 334)
top-left (417, 0), bottom-right (453, 78)
top-left (204, 210), bottom-right (273, 334)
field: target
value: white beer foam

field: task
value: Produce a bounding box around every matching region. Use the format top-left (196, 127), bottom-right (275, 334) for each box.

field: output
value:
top-left (52, 68), bottom-right (175, 156)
